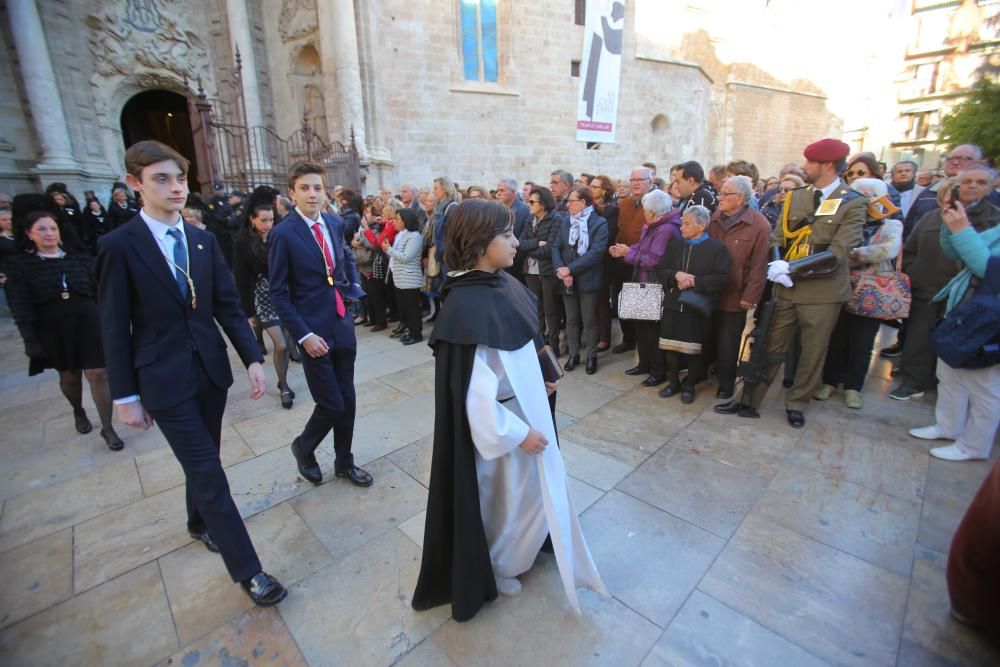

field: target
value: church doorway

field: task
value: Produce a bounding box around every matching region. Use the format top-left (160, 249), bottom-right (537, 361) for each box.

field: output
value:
top-left (120, 90), bottom-right (202, 193)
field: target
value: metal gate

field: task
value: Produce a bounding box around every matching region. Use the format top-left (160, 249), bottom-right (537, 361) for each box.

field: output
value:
top-left (187, 49), bottom-right (362, 197)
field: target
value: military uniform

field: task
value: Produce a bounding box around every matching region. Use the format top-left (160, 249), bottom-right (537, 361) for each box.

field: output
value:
top-left (745, 181), bottom-right (866, 411)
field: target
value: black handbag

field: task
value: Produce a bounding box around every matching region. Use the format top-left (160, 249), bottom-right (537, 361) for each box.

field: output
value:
top-left (678, 289), bottom-right (713, 318)
top-left (931, 257), bottom-right (1000, 370)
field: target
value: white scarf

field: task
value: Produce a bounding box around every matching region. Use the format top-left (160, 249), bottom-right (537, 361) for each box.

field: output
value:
top-left (568, 206), bottom-right (593, 255)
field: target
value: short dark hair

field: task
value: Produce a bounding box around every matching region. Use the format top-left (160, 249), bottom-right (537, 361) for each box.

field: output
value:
top-left (677, 160), bottom-right (705, 184)
top-left (591, 175), bottom-right (616, 202)
top-left (23, 210), bottom-right (57, 231)
top-left (846, 154), bottom-right (882, 179)
top-left (726, 160), bottom-right (759, 183)
top-left (124, 140), bottom-right (190, 180)
top-left (444, 200), bottom-right (513, 270)
top-left (287, 161), bottom-right (324, 189)
top-left (529, 185), bottom-right (556, 212)
top-left (642, 161), bottom-right (657, 172)
top-left (341, 188), bottom-right (363, 213)
top-left (398, 207), bottom-right (421, 232)
top-left (569, 186), bottom-right (593, 206)
top-left (579, 173), bottom-right (595, 184)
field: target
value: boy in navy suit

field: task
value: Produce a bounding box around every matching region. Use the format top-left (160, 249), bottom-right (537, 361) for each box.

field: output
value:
top-left (96, 141), bottom-right (286, 606)
top-left (268, 162), bottom-right (372, 487)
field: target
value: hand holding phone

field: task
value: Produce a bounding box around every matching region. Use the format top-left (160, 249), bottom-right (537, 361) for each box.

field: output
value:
top-left (950, 185), bottom-right (961, 210)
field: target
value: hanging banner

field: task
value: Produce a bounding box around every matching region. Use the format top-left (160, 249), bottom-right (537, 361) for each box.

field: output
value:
top-left (577, 0), bottom-right (625, 144)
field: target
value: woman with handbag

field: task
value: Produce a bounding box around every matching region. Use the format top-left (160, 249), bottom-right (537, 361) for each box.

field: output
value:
top-left (656, 205), bottom-right (730, 403)
top-left (814, 178), bottom-right (904, 409)
top-left (909, 166), bottom-right (1000, 461)
top-left (358, 197), bottom-right (396, 332)
top-left (608, 189), bottom-right (680, 387)
top-left (552, 187), bottom-right (609, 375)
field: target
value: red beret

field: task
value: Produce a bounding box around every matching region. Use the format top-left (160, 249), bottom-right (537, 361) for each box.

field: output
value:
top-left (803, 138), bottom-right (850, 163)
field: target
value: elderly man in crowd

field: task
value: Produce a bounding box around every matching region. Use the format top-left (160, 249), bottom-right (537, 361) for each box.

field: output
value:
top-left (891, 160), bottom-right (922, 219)
top-left (610, 166), bottom-right (655, 354)
top-left (905, 145), bottom-right (984, 239)
top-left (399, 183), bottom-right (427, 229)
top-left (708, 175), bottom-right (771, 400)
top-left (716, 138), bottom-right (866, 428)
top-left (550, 170), bottom-right (574, 213)
top-left (497, 177), bottom-right (531, 281)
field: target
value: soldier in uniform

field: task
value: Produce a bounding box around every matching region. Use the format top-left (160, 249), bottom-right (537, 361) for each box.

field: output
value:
top-left (715, 138), bottom-right (866, 428)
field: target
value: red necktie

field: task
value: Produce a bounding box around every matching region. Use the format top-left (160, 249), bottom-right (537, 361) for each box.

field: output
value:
top-left (312, 222), bottom-right (346, 318)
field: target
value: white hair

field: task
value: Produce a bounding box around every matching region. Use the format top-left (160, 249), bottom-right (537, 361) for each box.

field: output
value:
top-left (726, 175), bottom-right (754, 202)
top-left (683, 204), bottom-right (711, 228)
top-left (641, 189), bottom-right (672, 216)
top-left (959, 164), bottom-right (997, 181)
top-left (499, 177), bottom-right (518, 191)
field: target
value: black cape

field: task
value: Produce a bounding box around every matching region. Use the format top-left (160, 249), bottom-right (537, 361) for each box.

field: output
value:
top-left (412, 270), bottom-right (541, 621)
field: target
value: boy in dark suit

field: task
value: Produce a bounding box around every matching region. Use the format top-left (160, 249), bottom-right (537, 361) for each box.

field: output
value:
top-left (96, 140), bottom-right (286, 606)
top-left (268, 162), bottom-right (372, 487)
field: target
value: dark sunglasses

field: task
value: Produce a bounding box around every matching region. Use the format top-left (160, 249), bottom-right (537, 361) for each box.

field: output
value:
top-left (844, 170), bottom-right (869, 179)
top-left (528, 199), bottom-right (542, 204)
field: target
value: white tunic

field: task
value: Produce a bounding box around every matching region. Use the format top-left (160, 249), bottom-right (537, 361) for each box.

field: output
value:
top-left (466, 340), bottom-right (608, 613)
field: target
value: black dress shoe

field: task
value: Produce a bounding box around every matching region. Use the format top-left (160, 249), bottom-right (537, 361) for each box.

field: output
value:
top-left (624, 366), bottom-right (648, 376)
top-left (715, 399), bottom-right (760, 417)
top-left (390, 329), bottom-right (409, 339)
top-left (101, 427), bottom-right (124, 451)
top-left (189, 530), bottom-right (220, 553)
top-left (387, 316), bottom-right (400, 324)
top-left (335, 465), bottom-right (374, 487)
top-left (291, 438), bottom-right (322, 485)
top-left (74, 408), bottom-right (93, 434)
top-left (400, 335), bottom-right (423, 346)
top-left (564, 354), bottom-right (580, 372)
top-left (716, 388), bottom-right (733, 400)
top-left (641, 375), bottom-right (665, 387)
top-left (391, 324), bottom-right (407, 334)
top-left (240, 572), bottom-right (287, 607)
top-left (659, 382), bottom-right (682, 398)
top-left (681, 388), bottom-right (695, 404)
top-left (585, 356), bottom-right (597, 375)
top-left (370, 324), bottom-right (387, 332)
top-left (782, 378), bottom-right (794, 389)
top-left (611, 342), bottom-right (636, 354)
top-left (786, 410), bottom-right (806, 429)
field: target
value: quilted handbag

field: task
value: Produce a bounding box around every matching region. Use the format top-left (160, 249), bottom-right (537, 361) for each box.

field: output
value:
top-left (618, 282), bottom-right (663, 321)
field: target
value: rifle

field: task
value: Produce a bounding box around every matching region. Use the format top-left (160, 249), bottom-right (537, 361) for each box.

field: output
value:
top-left (737, 248), bottom-right (837, 403)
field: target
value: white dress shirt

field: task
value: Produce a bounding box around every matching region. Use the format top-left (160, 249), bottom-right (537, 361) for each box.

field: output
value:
top-left (817, 177), bottom-right (842, 203)
top-left (114, 209), bottom-right (188, 406)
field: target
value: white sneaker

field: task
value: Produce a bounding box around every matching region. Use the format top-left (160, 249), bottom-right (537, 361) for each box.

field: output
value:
top-left (929, 444), bottom-right (984, 462)
top-left (495, 576), bottom-right (522, 597)
top-left (908, 425), bottom-right (954, 441)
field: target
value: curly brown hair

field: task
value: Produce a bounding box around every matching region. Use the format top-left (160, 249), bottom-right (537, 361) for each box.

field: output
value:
top-left (443, 199), bottom-right (513, 270)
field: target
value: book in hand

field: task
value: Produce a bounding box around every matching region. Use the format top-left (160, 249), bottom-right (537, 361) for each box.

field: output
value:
top-left (537, 345), bottom-right (564, 383)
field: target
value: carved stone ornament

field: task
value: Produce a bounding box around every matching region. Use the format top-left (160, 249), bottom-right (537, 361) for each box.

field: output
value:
top-left (85, 0), bottom-right (211, 86)
top-left (279, 0), bottom-right (318, 43)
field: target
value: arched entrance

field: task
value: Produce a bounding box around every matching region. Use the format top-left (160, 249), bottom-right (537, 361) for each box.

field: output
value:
top-left (120, 90), bottom-right (202, 192)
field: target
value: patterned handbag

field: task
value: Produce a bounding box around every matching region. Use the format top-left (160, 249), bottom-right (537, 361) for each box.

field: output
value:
top-left (618, 282), bottom-right (664, 321)
top-left (845, 253), bottom-right (911, 320)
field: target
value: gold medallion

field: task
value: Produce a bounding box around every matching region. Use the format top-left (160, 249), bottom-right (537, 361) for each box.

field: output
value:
top-left (327, 276), bottom-right (334, 285)
top-left (60, 291), bottom-right (70, 300)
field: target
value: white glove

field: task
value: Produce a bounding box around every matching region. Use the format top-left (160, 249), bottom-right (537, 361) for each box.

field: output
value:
top-left (767, 260), bottom-right (794, 288)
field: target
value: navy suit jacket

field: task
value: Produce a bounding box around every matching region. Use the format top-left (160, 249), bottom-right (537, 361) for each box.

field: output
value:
top-left (267, 210), bottom-right (361, 348)
top-left (96, 216), bottom-right (262, 412)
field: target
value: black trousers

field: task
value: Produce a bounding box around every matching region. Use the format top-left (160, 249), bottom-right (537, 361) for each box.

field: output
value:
top-left (298, 344), bottom-right (357, 469)
top-left (635, 320), bottom-right (665, 377)
top-left (385, 272), bottom-right (399, 320)
top-left (397, 287), bottom-right (423, 340)
top-left (524, 273), bottom-right (547, 339)
top-left (822, 309), bottom-right (883, 391)
top-left (366, 274), bottom-right (389, 325)
top-left (713, 310), bottom-right (748, 395)
top-left (151, 353), bottom-right (261, 582)
top-left (898, 296), bottom-right (942, 391)
top-left (666, 351), bottom-right (705, 389)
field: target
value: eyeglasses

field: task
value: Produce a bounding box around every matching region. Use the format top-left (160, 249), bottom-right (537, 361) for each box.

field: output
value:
top-left (567, 198), bottom-right (582, 203)
top-left (719, 192), bottom-right (741, 198)
top-left (528, 199), bottom-right (541, 205)
top-left (945, 155), bottom-right (976, 162)
top-left (629, 178), bottom-right (649, 183)
top-left (844, 170), bottom-right (869, 179)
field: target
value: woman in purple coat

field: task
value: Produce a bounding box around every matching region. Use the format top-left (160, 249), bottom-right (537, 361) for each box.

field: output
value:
top-left (608, 189), bottom-right (681, 387)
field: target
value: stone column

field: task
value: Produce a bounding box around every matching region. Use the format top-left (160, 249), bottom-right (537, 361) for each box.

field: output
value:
top-left (8, 0), bottom-right (80, 173)
top-left (225, 0), bottom-right (265, 130)
top-left (317, 0), bottom-right (368, 156)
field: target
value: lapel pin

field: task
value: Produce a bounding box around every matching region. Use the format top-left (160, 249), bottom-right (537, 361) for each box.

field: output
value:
top-left (197, 244), bottom-right (204, 250)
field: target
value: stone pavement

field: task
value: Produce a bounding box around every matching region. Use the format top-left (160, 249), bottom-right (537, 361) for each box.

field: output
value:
top-left (0, 313), bottom-right (997, 667)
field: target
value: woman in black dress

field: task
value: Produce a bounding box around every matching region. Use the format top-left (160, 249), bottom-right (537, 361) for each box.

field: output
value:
top-left (7, 210), bottom-right (123, 450)
top-left (657, 205), bottom-right (729, 403)
top-left (233, 201), bottom-right (293, 409)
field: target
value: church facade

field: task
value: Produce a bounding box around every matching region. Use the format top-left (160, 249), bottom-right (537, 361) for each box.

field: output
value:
top-left (2, 0), bottom-right (869, 200)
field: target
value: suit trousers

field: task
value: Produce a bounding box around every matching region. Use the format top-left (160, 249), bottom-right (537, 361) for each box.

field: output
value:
top-left (822, 309), bottom-right (883, 392)
top-left (898, 296), bottom-right (942, 391)
top-left (563, 289), bottom-right (600, 358)
top-left (526, 274), bottom-right (562, 349)
top-left (934, 360), bottom-right (1000, 459)
top-left (299, 342), bottom-right (357, 469)
top-left (713, 310), bottom-right (749, 395)
top-left (150, 352), bottom-right (261, 583)
top-left (524, 273), bottom-right (547, 340)
top-left (747, 299), bottom-right (841, 411)
top-left (635, 320), bottom-right (665, 377)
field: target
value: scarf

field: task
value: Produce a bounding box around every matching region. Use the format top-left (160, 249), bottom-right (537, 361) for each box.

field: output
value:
top-left (568, 206), bottom-right (593, 254)
top-left (685, 232), bottom-right (709, 245)
top-left (933, 221), bottom-right (1000, 313)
